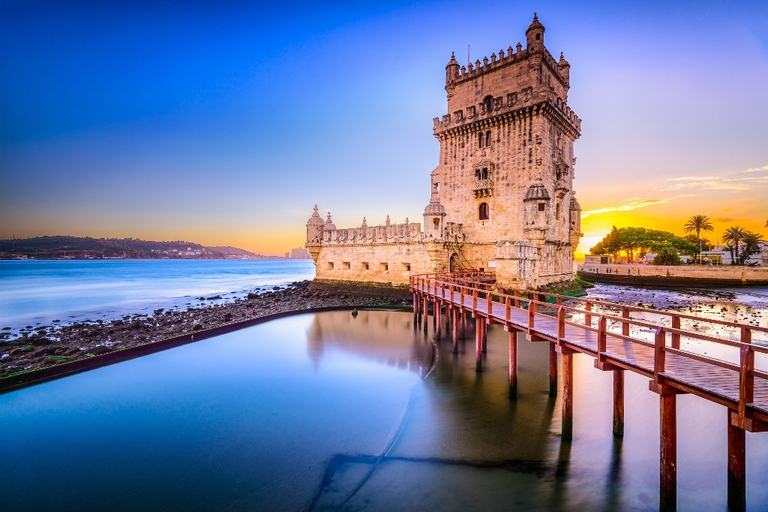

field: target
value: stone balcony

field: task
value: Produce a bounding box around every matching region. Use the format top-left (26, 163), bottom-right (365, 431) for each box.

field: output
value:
top-left (473, 179), bottom-right (494, 198)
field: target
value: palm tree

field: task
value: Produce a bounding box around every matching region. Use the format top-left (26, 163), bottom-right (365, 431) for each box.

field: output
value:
top-left (684, 215), bottom-right (714, 264)
top-left (740, 232), bottom-right (765, 264)
top-left (722, 225), bottom-right (747, 264)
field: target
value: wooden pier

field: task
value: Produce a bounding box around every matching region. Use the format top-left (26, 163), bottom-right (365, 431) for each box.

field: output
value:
top-left (410, 272), bottom-right (768, 511)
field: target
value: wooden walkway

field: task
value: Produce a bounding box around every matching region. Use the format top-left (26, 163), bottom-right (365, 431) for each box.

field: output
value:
top-left (410, 272), bottom-right (768, 511)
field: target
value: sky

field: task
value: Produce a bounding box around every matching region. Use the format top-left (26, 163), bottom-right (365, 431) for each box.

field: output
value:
top-left (1, 0), bottom-right (767, 257)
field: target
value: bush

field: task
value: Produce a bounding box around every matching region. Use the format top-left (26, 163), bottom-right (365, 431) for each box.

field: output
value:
top-left (652, 248), bottom-right (682, 265)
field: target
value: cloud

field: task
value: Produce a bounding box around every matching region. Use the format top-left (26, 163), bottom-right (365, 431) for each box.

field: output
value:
top-left (658, 164), bottom-right (768, 191)
top-left (581, 195), bottom-right (693, 218)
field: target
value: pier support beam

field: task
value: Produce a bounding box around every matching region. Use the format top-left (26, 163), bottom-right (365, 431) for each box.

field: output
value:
top-left (435, 301), bottom-right (441, 341)
top-left (481, 318), bottom-right (488, 354)
top-left (452, 308), bottom-right (459, 354)
top-left (475, 317), bottom-right (485, 372)
top-left (727, 415), bottom-right (746, 511)
top-left (658, 386), bottom-right (677, 511)
top-left (561, 348), bottom-right (574, 440)
top-left (508, 329), bottom-right (518, 397)
top-left (460, 310), bottom-right (466, 340)
top-left (549, 342), bottom-right (558, 396)
top-left (613, 370), bottom-right (624, 436)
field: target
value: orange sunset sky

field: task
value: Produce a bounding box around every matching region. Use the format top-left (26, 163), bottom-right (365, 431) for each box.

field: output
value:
top-left (2, 2), bottom-right (766, 257)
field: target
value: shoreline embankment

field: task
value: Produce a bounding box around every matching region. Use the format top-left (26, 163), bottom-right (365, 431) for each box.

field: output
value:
top-left (0, 280), bottom-right (412, 393)
top-left (578, 264), bottom-right (768, 287)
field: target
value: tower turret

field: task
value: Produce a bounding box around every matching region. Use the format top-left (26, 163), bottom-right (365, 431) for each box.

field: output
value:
top-left (445, 52), bottom-right (460, 86)
top-left (525, 13), bottom-right (545, 51)
top-left (558, 52), bottom-right (570, 89)
top-left (306, 205), bottom-right (324, 244)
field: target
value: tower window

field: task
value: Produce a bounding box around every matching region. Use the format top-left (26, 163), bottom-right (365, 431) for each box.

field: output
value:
top-left (479, 202), bottom-right (489, 220)
top-left (433, 218), bottom-right (440, 228)
top-left (485, 131), bottom-right (491, 147)
top-left (538, 202), bottom-right (546, 212)
top-left (556, 203), bottom-right (561, 219)
top-left (478, 132), bottom-right (484, 148)
top-left (536, 34), bottom-right (541, 40)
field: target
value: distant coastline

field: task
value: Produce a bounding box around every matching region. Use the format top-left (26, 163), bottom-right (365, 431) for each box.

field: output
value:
top-left (0, 235), bottom-right (311, 261)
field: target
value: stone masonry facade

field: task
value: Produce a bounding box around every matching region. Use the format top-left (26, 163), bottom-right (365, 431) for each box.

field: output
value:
top-left (306, 14), bottom-right (582, 289)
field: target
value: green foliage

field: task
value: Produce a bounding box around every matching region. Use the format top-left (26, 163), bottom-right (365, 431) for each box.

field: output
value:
top-left (721, 226), bottom-right (763, 265)
top-left (652, 247), bottom-right (682, 265)
top-left (589, 226), bottom-right (697, 263)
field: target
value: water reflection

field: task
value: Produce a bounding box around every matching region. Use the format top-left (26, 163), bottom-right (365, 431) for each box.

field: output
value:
top-left (306, 310), bottom-right (433, 377)
top-left (2, 310), bottom-right (768, 511)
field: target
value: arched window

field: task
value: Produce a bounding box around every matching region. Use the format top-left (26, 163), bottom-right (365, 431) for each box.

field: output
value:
top-left (556, 203), bottom-right (561, 219)
top-left (478, 132), bottom-right (484, 148)
top-left (485, 131), bottom-right (492, 147)
top-left (479, 202), bottom-right (489, 220)
top-left (481, 167), bottom-right (489, 180)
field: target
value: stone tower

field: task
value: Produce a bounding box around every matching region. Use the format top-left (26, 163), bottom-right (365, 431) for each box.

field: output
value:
top-left (431, 13), bottom-right (582, 287)
top-left (306, 15), bottom-right (581, 290)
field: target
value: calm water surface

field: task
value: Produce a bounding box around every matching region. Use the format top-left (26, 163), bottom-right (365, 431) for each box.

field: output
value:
top-left (2, 310), bottom-right (767, 511)
top-left (0, 259), bottom-right (315, 330)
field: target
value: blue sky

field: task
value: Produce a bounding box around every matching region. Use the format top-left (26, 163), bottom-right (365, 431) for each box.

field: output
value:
top-left (2, 1), bottom-right (767, 255)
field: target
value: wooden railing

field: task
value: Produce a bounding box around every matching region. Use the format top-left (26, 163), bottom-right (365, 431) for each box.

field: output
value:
top-left (410, 272), bottom-right (768, 422)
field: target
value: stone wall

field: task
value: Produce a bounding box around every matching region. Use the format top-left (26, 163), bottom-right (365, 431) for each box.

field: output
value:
top-left (579, 264), bottom-right (768, 287)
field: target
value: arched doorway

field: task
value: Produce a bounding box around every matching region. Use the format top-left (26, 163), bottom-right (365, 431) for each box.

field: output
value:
top-left (449, 253), bottom-right (461, 273)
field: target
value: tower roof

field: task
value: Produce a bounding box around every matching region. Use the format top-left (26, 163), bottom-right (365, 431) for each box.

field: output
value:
top-left (524, 183), bottom-right (551, 201)
top-left (307, 204), bottom-right (324, 225)
top-left (526, 12), bottom-right (545, 34)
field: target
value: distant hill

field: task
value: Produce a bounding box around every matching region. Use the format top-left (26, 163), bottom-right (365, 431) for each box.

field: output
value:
top-left (0, 236), bottom-right (269, 260)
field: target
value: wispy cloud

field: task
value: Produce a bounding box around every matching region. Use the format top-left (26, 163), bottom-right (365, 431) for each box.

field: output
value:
top-left (581, 195), bottom-right (693, 219)
top-left (658, 164), bottom-right (768, 191)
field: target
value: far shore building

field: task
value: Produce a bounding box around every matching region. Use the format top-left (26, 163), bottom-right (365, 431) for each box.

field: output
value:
top-left (306, 15), bottom-right (582, 289)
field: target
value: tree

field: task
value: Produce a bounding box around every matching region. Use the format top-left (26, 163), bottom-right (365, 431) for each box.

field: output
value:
top-left (652, 247), bottom-right (682, 265)
top-left (590, 227), bottom-right (697, 263)
top-left (739, 232), bottom-right (765, 264)
top-left (683, 215), bottom-right (714, 264)
top-left (722, 226), bottom-right (748, 264)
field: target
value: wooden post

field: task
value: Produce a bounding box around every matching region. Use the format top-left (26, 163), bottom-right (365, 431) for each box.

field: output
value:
top-left (613, 370), bottom-right (624, 436)
top-left (549, 341), bottom-right (558, 397)
top-left (452, 308), bottom-right (459, 354)
top-left (654, 327), bottom-right (666, 379)
top-left (481, 316), bottom-right (488, 354)
top-left (476, 317), bottom-right (484, 372)
top-left (528, 296), bottom-right (535, 330)
top-left (514, 289), bottom-right (520, 309)
top-left (671, 315), bottom-right (680, 349)
top-left (562, 349), bottom-right (574, 440)
top-left (727, 414), bottom-right (746, 511)
top-left (622, 307), bottom-right (630, 337)
top-left (659, 388), bottom-right (677, 511)
top-left (435, 301), bottom-right (441, 340)
top-left (460, 309), bottom-right (466, 340)
top-left (472, 289), bottom-right (478, 310)
top-left (585, 301), bottom-right (592, 327)
top-left (597, 315), bottom-right (607, 353)
top-left (505, 296), bottom-right (511, 322)
top-left (509, 330), bottom-right (518, 397)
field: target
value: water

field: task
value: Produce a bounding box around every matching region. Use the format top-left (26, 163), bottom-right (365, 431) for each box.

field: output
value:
top-left (2, 310), bottom-right (767, 511)
top-left (0, 259), bottom-right (315, 330)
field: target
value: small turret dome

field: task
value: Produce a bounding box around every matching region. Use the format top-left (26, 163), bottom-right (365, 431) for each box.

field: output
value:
top-left (524, 183), bottom-right (551, 201)
top-left (445, 51), bottom-right (460, 84)
top-left (526, 13), bottom-right (545, 50)
top-left (307, 205), bottom-right (323, 226)
top-left (423, 201), bottom-right (446, 216)
top-left (570, 196), bottom-right (581, 211)
top-left (324, 212), bottom-right (336, 231)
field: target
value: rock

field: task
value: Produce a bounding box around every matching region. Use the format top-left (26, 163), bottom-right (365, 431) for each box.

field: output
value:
top-left (87, 346), bottom-right (111, 356)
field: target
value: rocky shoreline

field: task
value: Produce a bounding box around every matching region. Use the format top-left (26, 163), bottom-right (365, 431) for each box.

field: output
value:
top-left (0, 280), bottom-right (411, 380)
